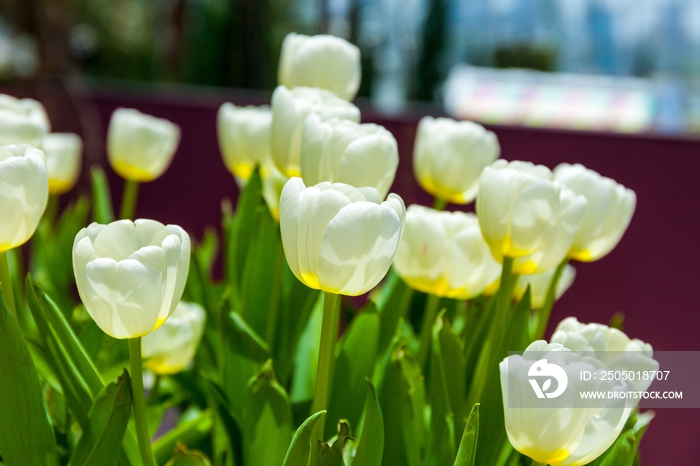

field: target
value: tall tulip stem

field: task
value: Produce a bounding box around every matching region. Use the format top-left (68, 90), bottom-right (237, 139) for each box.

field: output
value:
top-left (432, 197), bottom-right (447, 211)
top-left (311, 291), bottom-right (340, 443)
top-left (0, 251), bottom-right (16, 318)
top-left (120, 179), bottom-right (140, 220)
top-left (534, 259), bottom-right (568, 340)
top-left (129, 337), bottom-right (156, 466)
top-left (417, 293), bottom-right (441, 369)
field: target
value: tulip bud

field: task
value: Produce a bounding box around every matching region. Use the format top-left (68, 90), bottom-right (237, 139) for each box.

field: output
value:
top-left (72, 219), bottom-right (190, 339)
top-left (279, 177), bottom-right (405, 296)
top-left (512, 186), bottom-right (587, 274)
top-left (554, 164), bottom-right (636, 262)
top-left (300, 116), bottom-right (398, 198)
top-left (393, 205), bottom-right (501, 299)
top-left (107, 108), bottom-right (180, 182)
top-left (513, 264), bottom-right (576, 309)
top-left (142, 301), bottom-right (206, 374)
top-left (0, 145), bottom-right (48, 252)
top-left (413, 117), bottom-right (500, 204)
top-left (42, 133), bottom-right (83, 195)
top-left (278, 33), bottom-right (361, 101)
top-left (476, 160), bottom-right (560, 262)
top-left (0, 94), bottom-right (50, 146)
top-left (271, 86), bottom-right (360, 178)
top-left (217, 103), bottom-right (271, 181)
top-left (500, 332), bottom-right (658, 466)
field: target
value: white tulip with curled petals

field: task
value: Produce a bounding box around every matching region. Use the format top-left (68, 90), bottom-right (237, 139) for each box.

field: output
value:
top-left (393, 205), bottom-right (501, 299)
top-left (142, 301), bottom-right (206, 375)
top-left (476, 160), bottom-right (561, 262)
top-left (42, 132), bottom-right (82, 195)
top-left (513, 264), bottom-right (576, 309)
top-left (72, 219), bottom-right (190, 339)
top-left (279, 177), bottom-right (405, 296)
top-left (413, 117), bottom-right (500, 204)
top-left (554, 163), bottom-right (636, 262)
top-left (0, 145), bottom-right (48, 252)
top-left (501, 322), bottom-right (658, 466)
top-left (107, 108), bottom-right (180, 182)
top-left (271, 86), bottom-right (360, 178)
top-left (512, 186), bottom-right (587, 275)
top-left (278, 33), bottom-right (361, 101)
top-left (300, 116), bottom-right (398, 199)
top-left (0, 94), bottom-right (50, 147)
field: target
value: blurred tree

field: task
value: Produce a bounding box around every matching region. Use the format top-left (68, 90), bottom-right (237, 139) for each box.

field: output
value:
top-left (494, 44), bottom-right (556, 72)
top-left (414, 0), bottom-right (446, 102)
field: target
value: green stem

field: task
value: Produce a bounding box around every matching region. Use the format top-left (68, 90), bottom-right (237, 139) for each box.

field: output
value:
top-left (129, 338), bottom-right (156, 466)
top-left (432, 197), bottom-right (447, 211)
top-left (311, 291), bottom-right (340, 444)
top-left (534, 259), bottom-right (568, 340)
top-left (120, 179), bottom-right (140, 220)
top-left (44, 194), bottom-right (59, 224)
top-left (417, 293), bottom-right (441, 370)
top-left (264, 242), bottom-right (285, 344)
top-left (0, 250), bottom-right (16, 318)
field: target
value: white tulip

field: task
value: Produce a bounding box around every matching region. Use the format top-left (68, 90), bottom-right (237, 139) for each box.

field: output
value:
top-left (501, 336), bottom-right (657, 466)
top-left (72, 219), bottom-right (190, 339)
top-left (217, 103), bottom-right (271, 181)
top-left (0, 145), bottom-right (48, 252)
top-left (513, 264), bottom-right (576, 309)
top-left (42, 133), bottom-right (82, 195)
top-left (413, 117), bottom-right (500, 204)
top-left (0, 94), bottom-right (50, 146)
top-left (300, 115), bottom-right (398, 198)
top-left (554, 164), bottom-right (636, 262)
top-left (476, 160), bottom-right (560, 262)
top-left (142, 301), bottom-right (206, 374)
top-left (107, 108), bottom-right (180, 182)
top-left (279, 177), bottom-right (405, 296)
top-left (278, 33), bottom-right (361, 101)
top-left (261, 163), bottom-right (288, 221)
top-left (512, 186), bottom-right (587, 274)
top-left (271, 86), bottom-right (360, 178)
top-left (393, 205), bottom-right (501, 299)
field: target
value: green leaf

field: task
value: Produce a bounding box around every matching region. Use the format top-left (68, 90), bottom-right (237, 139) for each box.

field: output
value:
top-left (290, 297), bottom-right (324, 404)
top-left (433, 312), bottom-right (467, 440)
top-left (473, 288), bottom-right (532, 466)
top-left (225, 166), bottom-right (263, 304)
top-left (283, 411), bottom-right (326, 466)
top-left (589, 411), bottom-right (655, 466)
top-left (378, 344), bottom-right (425, 466)
top-left (153, 410), bottom-right (214, 466)
top-left (69, 371), bottom-right (132, 466)
top-left (352, 381), bottom-right (384, 466)
top-left (426, 312), bottom-right (457, 466)
top-left (327, 306), bottom-right (380, 438)
top-left (453, 404), bottom-right (479, 466)
top-left (90, 166), bottom-right (115, 224)
top-left (223, 311), bottom-right (271, 362)
top-left (317, 439), bottom-right (348, 466)
top-left (374, 270), bottom-right (413, 354)
top-left (242, 360), bottom-right (294, 466)
top-left (25, 278), bottom-right (141, 466)
top-left (0, 290), bottom-right (58, 466)
top-left (165, 444), bottom-right (213, 466)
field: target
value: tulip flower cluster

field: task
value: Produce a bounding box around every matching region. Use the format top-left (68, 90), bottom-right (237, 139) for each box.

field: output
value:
top-left (0, 31), bottom-right (658, 466)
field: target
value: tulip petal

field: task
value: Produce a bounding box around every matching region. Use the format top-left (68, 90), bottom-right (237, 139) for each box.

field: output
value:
top-left (91, 220), bottom-right (141, 260)
top-left (318, 201), bottom-right (402, 295)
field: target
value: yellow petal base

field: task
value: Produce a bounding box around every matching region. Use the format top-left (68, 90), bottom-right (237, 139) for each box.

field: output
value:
top-left (418, 176), bottom-right (467, 204)
top-left (112, 160), bottom-right (157, 182)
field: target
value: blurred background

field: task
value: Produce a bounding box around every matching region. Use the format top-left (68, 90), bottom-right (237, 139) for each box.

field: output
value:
top-left (4, 0), bottom-right (700, 132)
top-left (2, 1), bottom-right (699, 464)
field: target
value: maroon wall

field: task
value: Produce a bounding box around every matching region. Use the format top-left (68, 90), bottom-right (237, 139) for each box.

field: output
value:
top-left (81, 85), bottom-right (700, 465)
